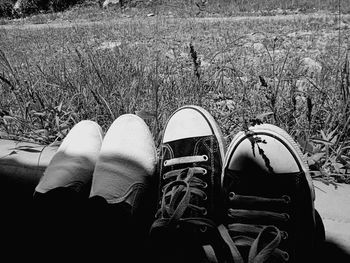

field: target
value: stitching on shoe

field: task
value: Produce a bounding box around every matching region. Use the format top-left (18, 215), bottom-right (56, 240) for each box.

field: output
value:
top-left (162, 143), bottom-right (174, 160)
top-left (203, 138), bottom-right (213, 154)
top-left (193, 137), bottom-right (204, 156)
top-left (193, 136), bottom-right (213, 156)
top-left (108, 182), bottom-right (145, 204)
top-left (193, 136), bottom-right (217, 213)
top-left (210, 137), bottom-right (215, 211)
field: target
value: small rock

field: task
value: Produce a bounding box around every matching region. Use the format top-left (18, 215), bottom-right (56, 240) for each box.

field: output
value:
top-left (97, 41), bottom-right (122, 50)
top-left (300, 57), bottom-right (322, 78)
top-left (200, 60), bottom-right (211, 69)
top-left (252, 42), bottom-right (265, 51)
top-left (102, 0), bottom-right (119, 8)
top-left (165, 50), bottom-right (175, 60)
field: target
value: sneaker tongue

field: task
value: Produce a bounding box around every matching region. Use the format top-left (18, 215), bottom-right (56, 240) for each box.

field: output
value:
top-left (165, 136), bottom-right (215, 170)
top-left (162, 135), bottom-right (222, 220)
top-left (167, 136), bottom-right (204, 159)
top-left (169, 165), bottom-right (204, 221)
top-left (225, 169), bottom-right (300, 198)
top-left (165, 168), bottom-right (203, 218)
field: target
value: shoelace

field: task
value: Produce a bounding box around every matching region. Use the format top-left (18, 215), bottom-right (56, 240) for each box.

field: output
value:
top-left (152, 156), bottom-right (290, 262)
top-left (152, 155), bottom-right (233, 262)
top-left (220, 192), bottom-right (291, 263)
top-left (152, 155), bottom-right (213, 230)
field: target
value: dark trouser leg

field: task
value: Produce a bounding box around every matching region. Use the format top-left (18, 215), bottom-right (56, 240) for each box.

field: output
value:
top-left (31, 188), bottom-right (149, 262)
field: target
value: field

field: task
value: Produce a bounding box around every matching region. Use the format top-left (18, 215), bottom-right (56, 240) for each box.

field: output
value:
top-left (0, 1), bottom-right (350, 183)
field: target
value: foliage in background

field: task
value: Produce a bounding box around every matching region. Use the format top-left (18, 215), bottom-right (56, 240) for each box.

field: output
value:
top-left (0, 0), bottom-right (80, 18)
top-left (0, 0), bottom-right (14, 17)
top-left (1, 0), bottom-right (350, 19)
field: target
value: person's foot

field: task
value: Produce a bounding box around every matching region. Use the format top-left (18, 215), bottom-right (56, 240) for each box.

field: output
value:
top-left (90, 114), bottom-right (157, 214)
top-left (150, 105), bottom-right (226, 262)
top-left (222, 123), bottom-right (324, 262)
top-left (34, 120), bottom-right (103, 196)
top-left (32, 120), bottom-right (103, 261)
top-left (88, 114), bottom-right (157, 263)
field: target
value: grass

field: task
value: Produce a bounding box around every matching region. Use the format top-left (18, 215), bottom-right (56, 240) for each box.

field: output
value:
top-left (0, 2), bottom-right (350, 183)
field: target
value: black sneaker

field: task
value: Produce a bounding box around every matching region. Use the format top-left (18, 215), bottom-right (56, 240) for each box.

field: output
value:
top-left (222, 123), bottom-right (325, 262)
top-left (150, 105), bottom-right (227, 262)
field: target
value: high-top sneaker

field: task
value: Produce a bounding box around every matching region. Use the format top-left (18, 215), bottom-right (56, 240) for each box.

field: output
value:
top-left (150, 105), bottom-right (227, 262)
top-left (222, 123), bottom-right (325, 262)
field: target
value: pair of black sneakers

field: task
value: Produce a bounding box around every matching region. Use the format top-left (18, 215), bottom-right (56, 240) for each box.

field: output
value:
top-left (150, 105), bottom-right (325, 263)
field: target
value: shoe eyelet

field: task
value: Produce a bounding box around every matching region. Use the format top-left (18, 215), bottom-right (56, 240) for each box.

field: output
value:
top-left (202, 168), bottom-right (207, 175)
top-left (282, 195), bottom-right (291, 204)
top-left (202, 193), bottom-right (207, 201)
top-left (282, 251), bottom-right (289, 261)
top-left (202, 155), bottom-right (208, 161)
top-left (202, 208), bottom-right (208, 215)
top-left (229, 192), bottom-right (235, 200)
top-left (283, 213), bottom-right (290, 221)
top-left (164, 160), bottom-right (168, 166)
top-left (281, 231), bottom-right (289, 240)
top-left (202, 182), bottom-right (208, 189)
top-left (200, 226), bottom-right (207, 233)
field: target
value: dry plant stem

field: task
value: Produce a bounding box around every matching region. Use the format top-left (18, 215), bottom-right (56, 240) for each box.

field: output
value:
top-left (154, 53), bottom-right (160, 138)
top-left (99, 94), bottom-right (115, 121)
top-left (189, 42), bottom-right (202, 106)
top-left (338, 0), bottom-right (341, 62)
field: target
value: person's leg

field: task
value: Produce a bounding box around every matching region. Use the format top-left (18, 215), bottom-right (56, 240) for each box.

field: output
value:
top-left (31, 120), bottom-right (103, 259)
top-left (88, 114), bottom-right (157, 262)
top-left (221, 123), bottom-right (325, 262)
top-left (150, 105), bottom-right (228, 263)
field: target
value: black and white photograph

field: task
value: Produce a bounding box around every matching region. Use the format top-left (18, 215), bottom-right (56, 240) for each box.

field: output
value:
top-left (0, 0), bottom-right (349, 262)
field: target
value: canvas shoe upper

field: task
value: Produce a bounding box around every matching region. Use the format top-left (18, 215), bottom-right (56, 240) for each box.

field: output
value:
top-left (222, 123), bottom-right (323, 262)
top-left (34, 120), bottom-right (103, 196)
top-left (90, 114), bottom-right (157, 214)
top-left (150, 105), bottom-right (229, 261)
